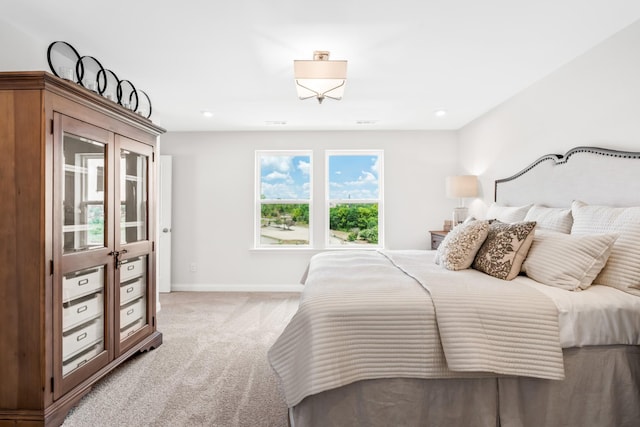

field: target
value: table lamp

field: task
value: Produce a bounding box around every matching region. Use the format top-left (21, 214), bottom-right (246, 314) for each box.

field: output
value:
top-left (446, 175), bottom-right (478, 225)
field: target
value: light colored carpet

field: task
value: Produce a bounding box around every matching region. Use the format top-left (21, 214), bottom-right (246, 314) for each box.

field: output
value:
top-left (62, 292), bottom-right (300, 427)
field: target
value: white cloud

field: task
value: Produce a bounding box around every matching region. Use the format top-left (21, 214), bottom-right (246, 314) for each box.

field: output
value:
top-left (331, 188), bottom-right (375, 200)
top-left (261, 182), bottom-right (299, 199)
top-left (371, 157), bottom-right (380, 175)
top-left (297, 160), bottom-right (310, 175)
top-left (361, 171), bottom-right (377, 182)
top-left (264, 171), bottom-right (291, 181)
top-left (345, 171), bottom-right (377, 186)
top-left (261, 155), bottom-right (292, 172)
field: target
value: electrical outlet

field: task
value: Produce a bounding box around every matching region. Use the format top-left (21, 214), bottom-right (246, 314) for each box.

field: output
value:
top-left (189, 262), bottom-right (197, 272)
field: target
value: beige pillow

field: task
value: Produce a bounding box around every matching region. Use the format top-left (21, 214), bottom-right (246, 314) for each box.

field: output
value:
top-left (473, 221), bottom-right (536, 280)
top-left (523, 230), bottom-right (618, 291)
top-left (486, 203), bottom-right (532, 223)
top-left (571, 200), bottom-right (640, 296)
top-left (435, 220), bottom-right (490, 271)
top-left (524, 205), bottom-right (573, 234)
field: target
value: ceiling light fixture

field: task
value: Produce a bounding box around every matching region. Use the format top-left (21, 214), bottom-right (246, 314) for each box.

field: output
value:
top-left (201, 110), bottom-right (214, 118)
top-left (294, 51), bottom-right (347, 104)
top-left (434, 109), bottom-right (447, 118)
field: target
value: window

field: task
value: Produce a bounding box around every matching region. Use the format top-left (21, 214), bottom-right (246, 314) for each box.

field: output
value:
top-left (256, 151), bottom-right (312, 247)
top-left (326, 151), bottom-right (383, 247)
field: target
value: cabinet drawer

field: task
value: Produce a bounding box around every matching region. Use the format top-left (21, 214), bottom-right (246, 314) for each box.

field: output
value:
top-left (62, 318), bottom-right (103, 361)
top-left (63, 293), bottom-right (103, 332)
top-left (62, 343), bottom-right (103, 377)
top-left (120, 318), bottom-right (145, 341)
top-left (63, 267), bottom-right (104, 303)
top-left (120, 298), bottom-right (145, 329)
top-left (120, 278), bottom-right (145, 305)
top-left (431, 237), bottom-right (441, 250)
top-left (119, 257), bottom-right (145, 282)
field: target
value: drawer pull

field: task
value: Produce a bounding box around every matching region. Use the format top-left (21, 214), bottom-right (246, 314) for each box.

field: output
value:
top-left (77, 359), bottom-right (88, 368)
top-left (78, 278), bottom-right (89, 286)
top-left (127, 330), bottom-right (136, 337)
top-left (127, 308), bottom-right (134, 315)
top-left (76, 305), bottom-right (88, 314)
top-left (126, 286), bottom-right (134, 293)
top-left (127, 265), bottom-right (135, 271)
top-left (76, 332), bottom-right (87, 341)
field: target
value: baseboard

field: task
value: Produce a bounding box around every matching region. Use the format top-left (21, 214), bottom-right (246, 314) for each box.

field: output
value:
top-left (168, 283), bottom-right (304, 292)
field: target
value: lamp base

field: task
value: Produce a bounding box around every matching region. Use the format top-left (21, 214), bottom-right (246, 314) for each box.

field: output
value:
top-left (452, 207), bottom-right (468, 226)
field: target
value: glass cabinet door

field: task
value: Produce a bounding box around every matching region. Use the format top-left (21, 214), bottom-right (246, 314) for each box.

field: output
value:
top-left (115, 136), bottom-right (155, 354)
top-left (53, 114), bottom-right (114, 399)
top-left (62, 134), bottom-right (107, 253)
top-left (120, 148), bottom-right (148, 244)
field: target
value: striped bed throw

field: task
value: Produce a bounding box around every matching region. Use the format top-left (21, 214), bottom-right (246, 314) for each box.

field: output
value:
top-left (269, 250), bottom-right (564, 408)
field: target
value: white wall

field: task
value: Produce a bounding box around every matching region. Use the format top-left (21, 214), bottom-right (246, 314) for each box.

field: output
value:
top-left (0, 19), bottom-right (47, 70)
top-left (459, 19), bottom-right (640, 217)
top-left (160, 131), bottom-right (459, 288)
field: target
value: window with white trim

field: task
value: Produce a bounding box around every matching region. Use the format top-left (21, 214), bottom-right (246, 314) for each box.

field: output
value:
top-left (326, 150), bottom-right (383, 247)
top-left (255, 151), bottom-right (312, 247)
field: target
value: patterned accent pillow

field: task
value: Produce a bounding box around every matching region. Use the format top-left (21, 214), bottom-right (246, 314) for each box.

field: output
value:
top-left (524, 205), bottom-right (573, 234)
top-left (435, 220), bottom-right (490, 270)
top-left (473, 221), bottom-right (537, 280)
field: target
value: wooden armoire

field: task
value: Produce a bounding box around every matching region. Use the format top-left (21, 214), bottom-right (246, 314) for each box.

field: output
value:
top-left (0, 72), bottom-right (164, 426)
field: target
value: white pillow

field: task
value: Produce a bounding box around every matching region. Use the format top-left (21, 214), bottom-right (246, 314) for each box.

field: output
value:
top-left (523, 230), bottom-right (618, 291)
top-left (486, 203), bottom-right (532, 223)
top-left (524, 205), bottom-right (573, 234)
top-left (571, 200), bottom-right (640, 296)
top-left (435, 220), bottom-right (490, 271)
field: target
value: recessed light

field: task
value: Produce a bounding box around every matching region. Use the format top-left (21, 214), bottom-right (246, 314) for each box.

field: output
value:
top-left (356, 120), bottom-right (378, 125)
top-left (265, 120), bottom-right (287, 125)
top-left (434, 109), bottom-right (447, 118)
top-left (201, 110), bottom-right (214, 118)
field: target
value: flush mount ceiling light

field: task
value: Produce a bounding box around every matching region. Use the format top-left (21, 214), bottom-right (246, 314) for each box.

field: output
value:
top-left (294, 51), bottom-right (347, 104)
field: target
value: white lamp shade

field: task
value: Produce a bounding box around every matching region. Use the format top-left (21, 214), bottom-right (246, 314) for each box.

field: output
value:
top-left (446, 175), bottom-right (478, 198)
top-left (294, 57), bottom-right (347, 100)
top-left (294, 60), bottom-right (347, 79)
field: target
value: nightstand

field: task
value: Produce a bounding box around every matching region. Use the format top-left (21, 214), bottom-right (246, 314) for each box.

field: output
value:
top-left (429, 230), bottom-right (449, 250)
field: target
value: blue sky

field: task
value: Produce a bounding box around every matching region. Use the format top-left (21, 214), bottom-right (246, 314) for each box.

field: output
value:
top-left (260, 155), bottom-right (310, 200)
top-left (329, 154), bottom-right (380, 200)
top-left (260, 153), bottom-right (380, 200)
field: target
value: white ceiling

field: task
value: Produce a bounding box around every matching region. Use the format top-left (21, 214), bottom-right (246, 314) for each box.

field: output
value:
top-left (3, 1), bottom-right (640, 132)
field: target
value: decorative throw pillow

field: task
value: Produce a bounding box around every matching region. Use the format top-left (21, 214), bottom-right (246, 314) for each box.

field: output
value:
top-left (435, 220), bottom-right (490, 271)
top-left (524, 205), bottom-right (573, 234)
top-left (523, 230), bottom-right (618, 291)
top-left (486, 203), bottom-right (532, 223)
top-left (472, 221), bottom-right (536, 280)
top-left (571, 200), bottom-right (640, 296)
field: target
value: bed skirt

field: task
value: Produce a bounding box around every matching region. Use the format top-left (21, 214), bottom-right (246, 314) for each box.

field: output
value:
top-left (290, 345), bottom-right (640, 427)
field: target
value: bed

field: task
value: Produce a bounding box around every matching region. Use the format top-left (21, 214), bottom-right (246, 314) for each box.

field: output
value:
top-left (268, 146), bottom-right (640, 427)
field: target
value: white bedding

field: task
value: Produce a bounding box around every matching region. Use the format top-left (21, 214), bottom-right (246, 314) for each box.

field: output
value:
top-left (388, 249), bottom-right (640, 348)
top-left (518, 277), bottom-right (640, 347)
top-left (269, 249), bottom-right (640, 407)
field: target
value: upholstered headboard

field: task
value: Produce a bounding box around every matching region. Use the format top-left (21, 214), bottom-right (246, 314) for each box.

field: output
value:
top-left (495, 146), bottom-right (640, 208)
